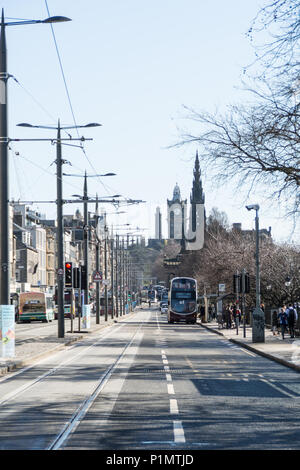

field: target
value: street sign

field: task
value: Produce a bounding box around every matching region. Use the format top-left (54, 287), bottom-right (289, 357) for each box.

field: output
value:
top-left (102, 279), bottom-right (108, 286)
top-left (93, 271), bottom-right (102, 282)
top-left (218, 283), bottom-right (225, 293)
top-left (57, 268), bottom-right (64, 276)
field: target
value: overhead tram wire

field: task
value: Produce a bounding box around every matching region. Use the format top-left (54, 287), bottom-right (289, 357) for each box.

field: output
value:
top-left (8, 145), bottom-right (89, 198)
top-left (44, 0), bottom-right (79, 133)
top-left (44, 1), bottom-right (144, 206)
top-left (44, 0), bottom-right (113, 198)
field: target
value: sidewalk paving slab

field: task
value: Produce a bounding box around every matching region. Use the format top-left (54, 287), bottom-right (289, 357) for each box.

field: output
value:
top-left (199, 321), bottom-right (300, 373)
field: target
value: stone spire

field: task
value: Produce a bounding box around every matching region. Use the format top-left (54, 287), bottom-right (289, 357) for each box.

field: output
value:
top-left (190, 151), bottom-right (205, 205)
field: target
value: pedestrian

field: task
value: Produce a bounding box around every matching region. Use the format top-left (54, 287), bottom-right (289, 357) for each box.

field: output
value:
top-left (208, 305), bottom-right (212, 322)
top-left (235, 307), bottom-right (241, 328)
top-left (211, 304), bottom-right (216, 320)
top-left (217, 310), bottom-right (223, 329)
top-left (271, 310), bottom-right (279, 336)
top-left (222, 307), bottom-right (226, 329)
top-left (225, 305), bottom-right (232, 329)
top-left (200, 305), bottom-right (205, 323)
top-left (286, 303), bottom-right (298, 339)
top-left (278, 308), bottom-right (288, 339)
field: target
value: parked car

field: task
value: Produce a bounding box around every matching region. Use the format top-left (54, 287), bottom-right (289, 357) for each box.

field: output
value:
top-left (160, 302), bottom-right (168, 314)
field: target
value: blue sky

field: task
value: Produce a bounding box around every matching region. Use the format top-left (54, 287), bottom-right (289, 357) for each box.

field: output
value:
top-left (3, 0), bottom-right (299, 243)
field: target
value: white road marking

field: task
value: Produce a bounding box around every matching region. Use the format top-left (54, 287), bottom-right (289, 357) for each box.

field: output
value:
top-left (49, 328), bottom-right (144, 450)
top-left (260, 378), bottom-right (295, 398)
top-left (167, 383), bottom-right (175, 395)
top-left (166, 374), bottom-right (172, 382)
top-left (173, 421), bottom-right (185, 443)
top-left (170, 399), bottom-right (179, 415)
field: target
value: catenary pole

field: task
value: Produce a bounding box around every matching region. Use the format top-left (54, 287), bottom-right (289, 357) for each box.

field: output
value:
top-left (0, 11), bottom-right (9, 305)
top-left (83, 172), bottom-right (89, 305)
top-left (56, 121), bottom-right (65, 338)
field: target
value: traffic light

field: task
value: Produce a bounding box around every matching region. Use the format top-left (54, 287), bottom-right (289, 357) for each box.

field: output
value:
top-left (73, 267), bottom-right (80, 289)
top-left (65, 262), bottom-right (73, 287)
top-left (233, 273), bottom-right (250, 294)
top-left (81, 266), bottom-right (87, 290)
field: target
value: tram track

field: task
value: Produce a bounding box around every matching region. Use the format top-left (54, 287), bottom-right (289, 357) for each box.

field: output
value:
top-left (0, 322), bottom-right (125, 402)
top-left (47, 321), bottom-right (144, 450)
top-left (0, 311), bottom-right (147, 450)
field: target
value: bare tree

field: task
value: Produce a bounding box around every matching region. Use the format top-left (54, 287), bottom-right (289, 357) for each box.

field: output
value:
top-left (247, 0), bottom-right (300, 78)
top-left (179, 90), bottom-right (300, 217)
top-left (177, 0), bottom-right (300, 220)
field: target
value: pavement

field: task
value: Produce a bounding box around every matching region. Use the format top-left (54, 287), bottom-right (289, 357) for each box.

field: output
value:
top-left (0, 310), bottom-right (138, 376)
top-left (2, 309), bottom-right (300, 377)
top-left (200, 320), bottom-right (300, 373)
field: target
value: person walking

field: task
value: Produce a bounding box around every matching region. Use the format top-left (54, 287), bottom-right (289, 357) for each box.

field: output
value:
top-left (200, 305), bottom-right (205, 323)
top-left (271, 310), bottom-right (279, 336)
top-left (225, 305), bottom-right (232, 329)
top-left (235, 306), bottom-right (241, 329)
top-left (287, 303), bottom-right (298, 339)
top-left (217, 310), bottom-right (223, 329)
top-left (278, 308), bottom-right (288, 339)
top-left (211, 304), bottom-right (216, 320)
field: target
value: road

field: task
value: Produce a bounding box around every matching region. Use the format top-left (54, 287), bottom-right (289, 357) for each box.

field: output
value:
top-left (1, 306), bottom-right (300, 450)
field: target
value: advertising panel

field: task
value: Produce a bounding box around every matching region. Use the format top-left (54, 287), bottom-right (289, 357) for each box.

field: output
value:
top-left (0, 305), bottom-right (15, 357)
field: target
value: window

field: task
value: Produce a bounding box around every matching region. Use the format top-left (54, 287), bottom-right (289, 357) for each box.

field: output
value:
top-left (170, 211), bottom-right (174, 239)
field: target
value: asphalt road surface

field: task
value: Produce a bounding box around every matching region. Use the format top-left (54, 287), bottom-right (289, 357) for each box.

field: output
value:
top-left (1, 307), bottom-right (300, 450)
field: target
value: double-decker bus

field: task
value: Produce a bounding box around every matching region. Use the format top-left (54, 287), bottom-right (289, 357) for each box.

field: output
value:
top-left (18, 292), bottom-right (55, 323)
top-left (168, 277), bottom-right (198, 324)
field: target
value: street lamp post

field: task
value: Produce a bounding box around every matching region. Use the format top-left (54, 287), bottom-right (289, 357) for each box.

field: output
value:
top-left (83, 172), bottom-right (89, 305)
top-left (0, 10), bottom-right (70, 306)
top-left (246, 204), bottom-right (265, 343)
top-left (95, 195), bottom-right (101, 324)
top-left (17, 122), bottom-right (99, 338)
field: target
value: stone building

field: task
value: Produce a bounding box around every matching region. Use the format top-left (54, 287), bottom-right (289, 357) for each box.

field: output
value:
top-left (167, 183), bottom-right (187, 240)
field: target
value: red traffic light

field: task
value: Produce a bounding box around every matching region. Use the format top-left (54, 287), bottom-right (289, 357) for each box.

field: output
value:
top-left (65, 263), bottom-right (72, 269)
